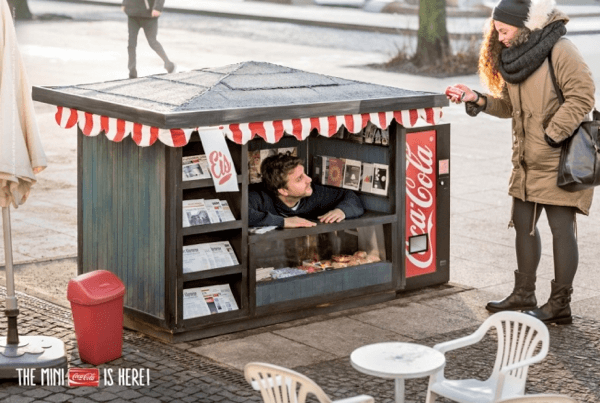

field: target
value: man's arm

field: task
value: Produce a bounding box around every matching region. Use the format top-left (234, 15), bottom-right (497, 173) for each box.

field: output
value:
top-left (331, 187), bottom-right (364, 219)
top-left (313, 185), bottom-right (364, 221)
top-left (248, 190), bottom-right (285, 228)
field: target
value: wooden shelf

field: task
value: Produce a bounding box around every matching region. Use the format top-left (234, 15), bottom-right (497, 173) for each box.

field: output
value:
top-left (182, 174), bottom-right (243, 190)
top-left (248, 210), bottom-right (397, 244)
top-left (183, 264), bottom-right (244, 282)
top-left (182, 220), bottom-right (242, 236)
top-left (182, 307), bottom-right (249, 328)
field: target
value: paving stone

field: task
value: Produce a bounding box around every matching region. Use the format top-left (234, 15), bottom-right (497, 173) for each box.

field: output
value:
top-left (117, 390), bottom-right (143, 399)
top-left (131, 397), bottom-right (162, 403)
top-left (66, 387), bottom-right (96, 396)
top-left (22, 389), bottom-right (53, 399)
top-left (87, 392), bottom-right (119, 402)
top-left (0, 397), bottom-right (36, 403)
top-left (63, 398), bottom-right (92, 403)
top-left (44, 393), bottom-right (74, 402)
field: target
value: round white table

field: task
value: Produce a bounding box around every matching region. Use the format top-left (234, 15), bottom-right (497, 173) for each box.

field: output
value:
top-left (350, 342), bottom-right (445, 403)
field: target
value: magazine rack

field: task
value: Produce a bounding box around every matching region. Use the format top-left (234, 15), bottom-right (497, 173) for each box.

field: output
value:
top-left (32, 61), bottom-right (450, 342)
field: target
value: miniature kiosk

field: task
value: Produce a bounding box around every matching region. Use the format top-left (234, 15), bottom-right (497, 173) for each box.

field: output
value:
top-left (33, 62), bottom-right (450, 343)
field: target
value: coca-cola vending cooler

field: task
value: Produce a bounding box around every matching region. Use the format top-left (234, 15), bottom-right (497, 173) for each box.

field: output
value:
top-left (401, 125), bottom-right (450, 291)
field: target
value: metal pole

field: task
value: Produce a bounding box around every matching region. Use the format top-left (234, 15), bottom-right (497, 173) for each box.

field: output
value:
top-left (2, 206), bottom-right (19, 344)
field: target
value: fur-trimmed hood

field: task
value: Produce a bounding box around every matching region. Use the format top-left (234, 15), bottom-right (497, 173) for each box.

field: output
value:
top-left (537, 8), bottom-right (570, 31)
top-left (525, 0), bottom-right (557, 30)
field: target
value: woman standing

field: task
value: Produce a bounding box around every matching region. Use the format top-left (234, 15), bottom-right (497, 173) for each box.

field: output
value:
top-left (446, 0), bottom-right (595, 324)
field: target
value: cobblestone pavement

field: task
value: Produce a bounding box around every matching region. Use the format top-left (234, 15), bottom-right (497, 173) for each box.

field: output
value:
top-left (2, 286), bottom-right (600, 402)
top-left (296, 317), bottom-right (600, 403)
top-left (0, 288), bottom-right (262, 403)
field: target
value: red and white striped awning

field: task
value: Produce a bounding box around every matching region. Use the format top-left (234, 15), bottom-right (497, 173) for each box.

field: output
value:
top-left (55, 106), bottom-right (443, 147)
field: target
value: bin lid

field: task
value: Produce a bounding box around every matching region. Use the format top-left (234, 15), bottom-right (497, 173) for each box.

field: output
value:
top-left (67, 270), bottom-right (126, 306)
top-left (31, 61), bottom-right (448, 147)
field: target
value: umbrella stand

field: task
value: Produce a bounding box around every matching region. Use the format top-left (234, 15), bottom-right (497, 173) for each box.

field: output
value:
top-left (1, 206), bottom-right (68, 379)
top-left (3, 206), bottom-right (20, 345)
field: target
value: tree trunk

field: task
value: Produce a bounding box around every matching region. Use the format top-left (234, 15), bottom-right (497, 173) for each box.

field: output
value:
top-left (7, 0), bottom-right (33, 20)
top-left (413, 0), bottom-right (450, 67)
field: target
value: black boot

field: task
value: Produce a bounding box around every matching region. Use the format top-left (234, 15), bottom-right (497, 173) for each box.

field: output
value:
top-left (524, 280), bottom-right (573, 325)
top-left (486, 271), bottom-right (537, 313)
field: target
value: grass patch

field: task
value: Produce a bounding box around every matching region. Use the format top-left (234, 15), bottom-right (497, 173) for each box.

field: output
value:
top-left (370, 35), bottom-right (481, 78)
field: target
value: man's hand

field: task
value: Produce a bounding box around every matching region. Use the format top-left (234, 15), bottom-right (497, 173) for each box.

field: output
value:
top-left (318, 208), bottom-right (346, 224)
top-left (152, 10), bottom-right (161, 17)
top-left (284, 217), bottom-right (317, 228)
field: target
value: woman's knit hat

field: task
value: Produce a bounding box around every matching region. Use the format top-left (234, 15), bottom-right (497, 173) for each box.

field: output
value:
top-left (492, 0), bottom-right (555, 30)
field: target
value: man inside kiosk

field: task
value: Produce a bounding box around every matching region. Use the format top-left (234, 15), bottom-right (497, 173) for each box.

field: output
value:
top-left (249, 154), bottom-right (364, 229)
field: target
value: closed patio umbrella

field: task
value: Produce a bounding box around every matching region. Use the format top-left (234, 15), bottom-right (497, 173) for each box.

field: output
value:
top-left (0, 0), bottom-right (66, 378)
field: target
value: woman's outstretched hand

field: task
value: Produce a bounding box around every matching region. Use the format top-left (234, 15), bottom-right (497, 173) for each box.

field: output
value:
top-left (445, 84), bottom-right (477, 104)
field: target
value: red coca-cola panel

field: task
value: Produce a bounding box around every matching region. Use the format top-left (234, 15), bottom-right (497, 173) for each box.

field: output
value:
top-left (68, 368), bottom-right (100, 387)
top-left (405, 130), bottom-right (437, 278)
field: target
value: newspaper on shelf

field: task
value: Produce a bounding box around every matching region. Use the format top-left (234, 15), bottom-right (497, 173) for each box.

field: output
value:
top-left (183, 284), bottom-right (239, 319)
top-left (182, 199), bottom-right (211, 228)
top-left (218, 200), bottom-right (236, 222)
top-left (248, 225), bottom-right (278, 234)
top-left (182, 154), bottom-right (211, 181)
top-left (205, 199), bottom-right (236, 223)
top-left (182, 241), bottom-right (239, 274)
top-left (204, 199), bottom-right (222, 224)
top-left (271, 267), bottom-right (308, 280)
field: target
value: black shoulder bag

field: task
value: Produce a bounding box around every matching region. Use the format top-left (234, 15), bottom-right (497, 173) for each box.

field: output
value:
top-left (548, 50), bottom-right (600, 192)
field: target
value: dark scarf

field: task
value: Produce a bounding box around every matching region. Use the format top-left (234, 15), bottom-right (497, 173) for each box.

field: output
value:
top-left (499, 21), bottom-right (567, 84)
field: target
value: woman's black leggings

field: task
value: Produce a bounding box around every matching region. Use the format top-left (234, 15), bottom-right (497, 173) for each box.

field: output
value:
top-left (512, 198), bottom-right (578, 285)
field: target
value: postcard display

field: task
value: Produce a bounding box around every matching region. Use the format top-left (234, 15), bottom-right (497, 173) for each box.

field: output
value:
top-left (33, 62), bottom-right (450, 342)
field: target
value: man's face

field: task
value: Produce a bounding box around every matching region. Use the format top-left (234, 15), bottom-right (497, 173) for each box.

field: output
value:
top-left (279, 164), bottom-right (313, 199)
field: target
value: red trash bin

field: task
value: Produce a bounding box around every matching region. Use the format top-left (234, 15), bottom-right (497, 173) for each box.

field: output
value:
top-left (67, 270), bottom-right (126, 365)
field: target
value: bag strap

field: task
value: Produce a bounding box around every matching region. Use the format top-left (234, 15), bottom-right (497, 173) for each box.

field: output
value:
top-left (547, 49), bottom-right (565, 105)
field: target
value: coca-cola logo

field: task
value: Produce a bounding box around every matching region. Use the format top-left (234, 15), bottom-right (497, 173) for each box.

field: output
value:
top-left (209, 151), bottom-right (233, 185)
top-left (405, 131), bottom-right (437, 277)
top-left (68, 368), bottom-right (100, 387)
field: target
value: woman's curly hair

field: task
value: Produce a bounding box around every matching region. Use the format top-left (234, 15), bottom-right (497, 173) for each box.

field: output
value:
top-left (478, 19), bottom-right (531, 97)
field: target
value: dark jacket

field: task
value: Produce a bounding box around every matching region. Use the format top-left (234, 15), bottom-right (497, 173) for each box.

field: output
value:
top-left (248, 184), bottom-right (365, 228)
top-left (122, 0), bottom-right (165, 18)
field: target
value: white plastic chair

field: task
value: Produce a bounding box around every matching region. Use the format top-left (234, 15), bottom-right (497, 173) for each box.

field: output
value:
top-left (425, 311), bottom-right (550, 403)
top-left (244, 362), bottom-right (375, 403)
top-left (497, 394), bottom-right (577, 403)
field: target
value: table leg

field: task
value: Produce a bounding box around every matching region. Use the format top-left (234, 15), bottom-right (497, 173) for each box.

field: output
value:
top-left (394, 378), bottom-right (405, 403)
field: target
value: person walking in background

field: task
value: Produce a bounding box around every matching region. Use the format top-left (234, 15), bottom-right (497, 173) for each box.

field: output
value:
top-left (122, 0), bottom-right (176, 78)
top-left (445, 0), bottom-right (595, 325)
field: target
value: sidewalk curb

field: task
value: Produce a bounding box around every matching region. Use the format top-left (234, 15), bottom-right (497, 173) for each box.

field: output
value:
top-left (48, 0), bottom-right (600, 37)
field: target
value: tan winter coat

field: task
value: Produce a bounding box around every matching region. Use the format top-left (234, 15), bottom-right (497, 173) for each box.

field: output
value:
top-left (483, 12), bottom-right (596, 215)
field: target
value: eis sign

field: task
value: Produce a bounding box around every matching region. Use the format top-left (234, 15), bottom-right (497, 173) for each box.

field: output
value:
top-left (405, 130), bottom-right (437, 278)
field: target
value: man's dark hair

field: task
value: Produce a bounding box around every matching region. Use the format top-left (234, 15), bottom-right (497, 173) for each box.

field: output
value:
top-left (260, 153), bottom-right (304, 194)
